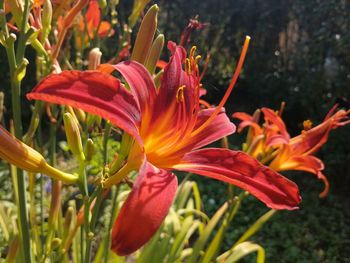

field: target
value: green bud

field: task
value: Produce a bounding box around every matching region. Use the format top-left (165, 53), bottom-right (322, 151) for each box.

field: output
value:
top-left (145, 34), bottom-right (164, 75)
top-left (84, 138), bottom-right (95, 162)
top-left (131, 4), bottom-right (159, 64)
top-left (42, 0), bottom-right (53, 41)
top-left (63, 112), bottom-right (85, 162)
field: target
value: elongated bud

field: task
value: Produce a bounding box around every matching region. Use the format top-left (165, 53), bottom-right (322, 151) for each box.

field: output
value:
top-left (88, 48), bottom-right (102, 70)
top-left (0, 125), bottom-right (77, 183)
top-left (128, 0), bottom-right (151, 28)
top-left (84, 139), bottom-right (95, 162)
top-left (145, 34), bottom-right (164, 75)
top-left (64, 206), bottom-right (74, 230)
top-left (73, 108), bottom-right (86, 123)
top-left (63, 113), bottom-right (85, 162)
top-left (131, 4), bottom-right (158, 64)
top-left (42, 0), bottom-right (53, 41)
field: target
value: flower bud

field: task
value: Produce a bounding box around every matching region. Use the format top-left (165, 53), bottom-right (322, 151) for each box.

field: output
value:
top-left (84, 138), bottom-right (95, 162)
top-left (73, 108), bottom-right (86, 123)
top-left (88, 48), bottom-right (102, 70)
top-left (144, 34), bottom-right (164, 75)
top-left (131, 4), bottom-right (158, 64)
top-left (42, 0), bottom-right (53, 41)
top-left (0, 125), bottom-right (77, 183)
top-left (63, 112), bottom-right (85, 162)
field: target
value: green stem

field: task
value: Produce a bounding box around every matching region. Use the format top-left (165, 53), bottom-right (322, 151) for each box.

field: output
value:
top-left (103, 185), bottom-right (120, 263)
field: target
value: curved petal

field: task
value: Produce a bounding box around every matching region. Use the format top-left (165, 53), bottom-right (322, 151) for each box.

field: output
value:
top-left (190, 108), bottom-right (236, 150)
top-left (261, 107), bottom-right (290, 141)
top-left (173, 149), bottom-right (301, 210)
top-left (111, 160), bottom-right (178, 256)
top-left (27, 70), bottom-right (143, 146)
top-left (113, 61), bottom-right (157, 117)
top-left (232, 112), bottom-right (263, 135)
top-left (278, 155), bottom-right (329, 198)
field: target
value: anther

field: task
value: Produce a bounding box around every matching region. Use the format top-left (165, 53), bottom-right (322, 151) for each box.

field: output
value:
top-left (185, 58), bottom-right (191, 74)
top-left (176, 85), bottom-right (186, 102)
top-left (190, 46), bottom-right (197, 58)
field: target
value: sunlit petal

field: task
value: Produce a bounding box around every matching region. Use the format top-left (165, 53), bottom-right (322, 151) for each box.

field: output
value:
top-left (111, 160), bottom-right (177, 255)
top-left (27, 70), bottom-right (143, 146)
top-left (173, 148), bottom-right (301, 210)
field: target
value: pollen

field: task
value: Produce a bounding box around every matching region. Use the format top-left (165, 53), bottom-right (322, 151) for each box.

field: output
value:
top-left (176, 85), bottom-right (186, 103)
top-left (303, 120), bottom-right (313, 131)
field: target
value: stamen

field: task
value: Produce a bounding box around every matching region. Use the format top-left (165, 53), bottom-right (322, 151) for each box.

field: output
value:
top-left (278, 101), bottom-right (286, 117)
top-left (185, 58), bottom-right (191, 74)
top-left (190, 46), bottom-right (197, 58)
top-left (176, 85), bottom-right (186, 102)
top-left (195, 55), bottom-right (201, 63)
top-left (191, 36), bottom-right (251, 137)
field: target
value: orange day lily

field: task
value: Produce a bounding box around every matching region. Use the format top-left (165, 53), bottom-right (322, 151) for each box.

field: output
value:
top-left (233, 105), bottom-right (350, 197)
top-left (27, 39), bottom-right (301, 255)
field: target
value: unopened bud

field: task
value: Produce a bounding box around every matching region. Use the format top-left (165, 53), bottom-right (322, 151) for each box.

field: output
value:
top-left (74, 108), bottom-right (86, 123)
top-left (131, 4), bottom-right (159, 64)
top-left (144, 34), bottom-right (164, 75)
top-left (0, 126), bottom-right (77, 183)
top-left (63, 112), bottom-right (85, 162)
top-left (42, 0), bottom-right (53, 41)
top-left (64, 206), bottom-right (74, 230)
top-left (88, 48), bottom-right (102, 70)
top-left (84, 139), bottom-right (95, 162)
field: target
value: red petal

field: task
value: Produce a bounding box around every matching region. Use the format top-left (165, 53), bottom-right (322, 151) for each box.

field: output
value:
top-left (27, 70), bottom-right (143, 146)
top-left (111, 160), bottom-right (178, 256)
top-left (113, 61), bottom-right (157, 117)
top-left (190, 108), bottom-right (235, 150)
top-left (232, 112), bottom-right (263, 135)
top-left (147, 42), bottom-right (199, 140)
top-left (173, 148), bottom-right (301, 210)
top-left (261, 107), bottom-right (290, 141)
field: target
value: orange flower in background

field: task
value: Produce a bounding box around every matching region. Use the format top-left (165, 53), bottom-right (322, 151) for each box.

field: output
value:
top-left (75, 0), bottom-right (113, 48)
top-left (234, 104), bottom-right (350, 197)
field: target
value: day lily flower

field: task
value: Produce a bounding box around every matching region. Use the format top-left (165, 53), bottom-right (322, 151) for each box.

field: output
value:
top-left (233, 106), bottom-right (289, 158)
top-left (234, 105), bottom-right (350, 197)
top-left (27, 39), bottom-right (301, 255)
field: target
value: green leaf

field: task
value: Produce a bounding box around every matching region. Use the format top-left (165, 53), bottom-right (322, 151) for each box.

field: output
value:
top-left (187, 201), bottom-right (229, 263)
top-left (217, 241), bottom-right (265, 263)
top-left (235, 209), bottom-right (276, 246)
